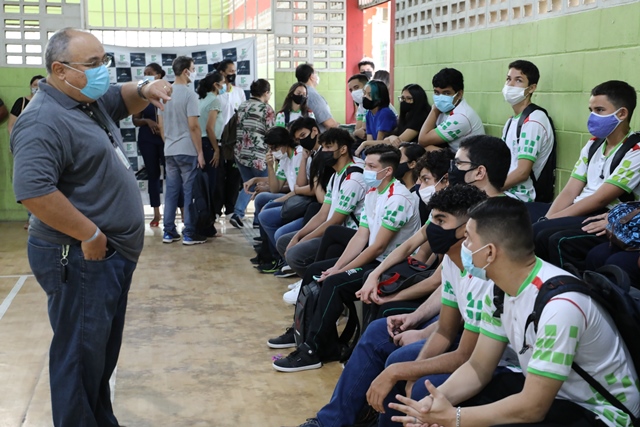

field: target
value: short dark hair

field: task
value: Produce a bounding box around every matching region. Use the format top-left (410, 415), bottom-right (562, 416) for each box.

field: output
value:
top-left (468, 197), bottom-right (534, 261)
top-left (364, 144), bottom-right (401, 171)
top-left (508, 60), bottom-right (540, 86)
top-left (459, 135), bottom-right (511, 190)
top-left (30, 75), bottom-right (45, 85)
top-left (372, 70), bottom-right (390, 86)
top-left (290, 116), bottom-right (318, 136)
top-left (432, 68), bottom-right (464, 92)
top-left (172, 56), bottom-right (193, 77)
top-left (591, 80), bottom-right (637, 121)
top-left (348, 74), bottom-right (369, 86)
top-left (366, 80), bottom-right (391, 109)
top-left (295, 63), bottom-right (315, 83)
top-left (265, 126), bottom-right (296, 149)
top-left (427, 184), bottom-right (487, 219)
top-left (215, 59), bottom-right (235, 73)
top-left (250, 79), bottom-right (270, 97)
top-left (196, 71), bottom-right (224, 99)
top-left (358, 59), bottom-right (375, 70)
top-left (145, 63), bottom-right (166, 78)
top-left (318, 127), bottom-right (354, 150)
top-left (399, 142), bottom-right (426, 164)
top-left (416, 148), bottom-right (455, 181)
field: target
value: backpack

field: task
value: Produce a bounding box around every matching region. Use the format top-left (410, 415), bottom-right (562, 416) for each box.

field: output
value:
top-left (606, 201), bottom-right (640, 251)
top-left (497, 266), bottom-right (640, 426)
top-left (189, 168), bottom-right (214, 232)
top-left (337, 165), bottom-right (364, 227)
top-left (586, 133), bottom-right (640, 203)
top-left (293, 280), bottom-right (361, 363)
top-left (221, 110), bottom-right (239, 147)
top-left (503, 103), bottom-right (557, 203)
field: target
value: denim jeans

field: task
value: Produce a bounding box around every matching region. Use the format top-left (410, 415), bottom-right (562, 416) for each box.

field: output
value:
top-left (254, 192), bottom-right (282, 218)
top-left (164, 155), bottom-right (197, 237)
top-left (258, 201), bottom-right (284, 255)
top-left (234, 161), bottom-right (268, 219)
top-left (316, 317), bottom-right (432, 427)
top-left (28, 236), bottom-right (137, 427)
top-left (276, 232), bottom-right (323, 278)
top-left (274, 218), bottom-right (304, 246)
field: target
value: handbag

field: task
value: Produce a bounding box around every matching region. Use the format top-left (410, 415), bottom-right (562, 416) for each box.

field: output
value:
top-left (281, 195), bottom-right (315, 224)
top-left (606, 202), bottom-right (640, 251)
top-left (377, 256), bottom-right (435, 296)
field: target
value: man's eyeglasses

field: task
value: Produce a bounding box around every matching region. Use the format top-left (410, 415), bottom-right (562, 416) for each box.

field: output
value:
top-left (61, 54), bottom-right (112, 68)
top-left (398, 96), bottom-right (414, 103)
top-left (450, 159), bottom-right (479, 169)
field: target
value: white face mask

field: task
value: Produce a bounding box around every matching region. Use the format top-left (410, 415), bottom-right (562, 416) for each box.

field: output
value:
top-left (419, 185), bottom-right (436, 204)
top-left (31, 87), bottom-right (38, 95)
top-left (502, 85), bottom-right (528, 106)
top-left (272, 150), bottom-right (286, 161)
top-left (351, 89), bottom-right (364, 105)
top-left (315, 74), bottom-right (320, 85)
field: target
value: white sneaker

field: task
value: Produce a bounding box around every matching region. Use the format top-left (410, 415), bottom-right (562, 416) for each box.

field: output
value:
top-left (283, 281), bottom-right (302, 305)
top-left (288, 279), bottom-right (302, 290)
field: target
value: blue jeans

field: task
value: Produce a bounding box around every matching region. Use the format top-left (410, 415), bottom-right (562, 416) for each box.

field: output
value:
top-left (254, 192), bottom-right (282, 218)
top-left (234, 161), bottom-right (268, 218)
top-left (274, 218), bottom-right (304, 245)
top-left (316, 317), bottom-right (432, 427)
top-left (164, 155), bottom-right (197, 237)
top-left (258, 201), bottom-right (285, 255)
top-left (28, 236), bottom-right (137, 427)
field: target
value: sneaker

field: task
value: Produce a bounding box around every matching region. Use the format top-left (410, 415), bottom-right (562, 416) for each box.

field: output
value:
top-left (299, 419), bottom-right (321, 427)
top-left (288, 279), bottom-right (302, 290)
top-left (253, 223), bottom-right (260, 229)
top-left (273, 343), bottom-right (322, 372)
top-left (229, 214), bottom-right (244, 229)
top-left (267, 327), bottom-right (296, 349)
top-left (257, 259), bottom-right (285, 274)
top-left (250, 255), bottom-right (263, 265)
top-left (274, 264), bottom-right (297, 278)
top-left (283, 281), bottom-right (302, 305)
top-left (162, 231), bottom-right (181, 243)
top-left (182, 234), bottom-right (207, 245)
top-left (253, 236), bottom-right (262, 242)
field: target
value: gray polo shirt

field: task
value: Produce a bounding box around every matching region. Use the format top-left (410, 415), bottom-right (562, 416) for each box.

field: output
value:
top-left (158, 84), bottom-right (200, 157)
top-left (305, 84), bottom-right (333, 132)
top-left (11, 80), bottom-right (145, 262)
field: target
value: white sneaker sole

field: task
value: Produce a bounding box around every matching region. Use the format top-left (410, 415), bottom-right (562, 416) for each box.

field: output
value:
top-left (272, 361), bottom-right (322, 372)
top-left (266, 341), bottom-right (297, 349)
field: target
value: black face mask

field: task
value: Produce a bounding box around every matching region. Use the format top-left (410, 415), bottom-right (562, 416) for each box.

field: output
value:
top-left (300, 133), bottom-right (317, 151)
top-left (426, 222), bottom-right (462, 254)
top-left (291, 94), bottom-right (307, 105)
top-left (227, 74), bottom-right (236, 84)
top-left (394, 162), bottom-right (410, 180)
top-left (363, 71), bottom-right (373, 79)
top-left (400, 101), bottom-right (413, 115)
top-left (362, 97), bottom-right (379, 111)
top-left (320, 150), bottom-right (339, 167)
top-left (448, 163), bottom-right (478, 186)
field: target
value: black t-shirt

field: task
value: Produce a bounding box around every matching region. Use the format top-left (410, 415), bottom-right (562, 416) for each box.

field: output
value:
top-left (392, 109), bottom-right (430, 142)
top-left (10, 97), bottom-right (29, 117)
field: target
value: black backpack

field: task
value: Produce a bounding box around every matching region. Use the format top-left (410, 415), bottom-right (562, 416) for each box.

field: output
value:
top-left (189, 168), bottom-right (214, 232)
top-left (293, 280), bottom-right (361, 363)
top-left (337, 165), bottom-right (364, 227)
top-left (586, 133), bottom-right (640, 203)
top-left (495, 266), bottom-right (640, 426)
top-left (503, 103), bottom-right (557, 203)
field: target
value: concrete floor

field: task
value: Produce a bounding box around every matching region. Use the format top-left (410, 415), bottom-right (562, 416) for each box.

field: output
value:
top-left (0, 217), bottom-right (342, 427)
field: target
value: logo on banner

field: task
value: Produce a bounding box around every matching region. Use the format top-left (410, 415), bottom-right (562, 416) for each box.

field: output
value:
top-left (240, 48), bottom-right (249, 60)
top-left (197, 65), bottom-right (205, 74)
top-left (151, 54), bottom-right (158, 63)
top-left (239, 77), bottom-right (249, 88)
top-left (211, 51), bottom-right (219, 61)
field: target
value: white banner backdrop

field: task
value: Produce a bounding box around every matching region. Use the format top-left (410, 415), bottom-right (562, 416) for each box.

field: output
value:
top-left (102, 38), bottom-right (257, 200)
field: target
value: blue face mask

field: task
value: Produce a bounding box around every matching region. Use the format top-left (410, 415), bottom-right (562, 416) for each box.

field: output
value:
top-left (64, 64), bottom-right (111, 100)
top-left (460, 242), bottom-right (491, 280)
top-left (144, 76), bottom-right (155, 81)
top-left (433, 92), bottom-right (458, 113)
top-left (363, 168), bottom-right (388, 188)
top-left (587, 109), bottom-right (623, 139)
top-left (218, 83), bottom-right (227, 95)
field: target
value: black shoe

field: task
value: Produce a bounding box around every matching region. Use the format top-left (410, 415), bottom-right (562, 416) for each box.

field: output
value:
top-left (267, 327), bottom-right (296, 349)
top-left (253, 236), bottom-right (262, 242)
top-left (182, 234), bottom-right (207, 245)
top-left (229, 214), bottom-right (244, 228)
top-left (298, 419), bottom-right (321, 427)
top-left (250, 255), bottom-right (263, 265)
top-left (257, 259), bottom-right (285, 274)
top-left (272, 343), bottom-right (322, 372)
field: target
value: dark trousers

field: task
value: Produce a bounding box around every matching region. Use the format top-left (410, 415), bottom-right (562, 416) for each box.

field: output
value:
top-left (460, 372), bottom-right (607, 427)
top-left (586, 242), bottom-right (640, 285)
top-left (201, 137), bottom-right (218, 204)
top-left (138, 139), bottom-right (163, 207)
top-left (316, 225), bottom-right (358, 261)
top-left (213, 156), bottom-right (241, 217)
top-left (302, 258), bottom-right (379, 360)
top-left (28, 236), bottom-right (137, 427)
top-left (547, 229), bottom-right (607, 271)
top-left (533, 216), bottom-right (594, 268)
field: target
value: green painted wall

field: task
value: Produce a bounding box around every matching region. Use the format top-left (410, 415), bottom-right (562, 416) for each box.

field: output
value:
top-left (274, 71), bottom-right (347, 124)
top-left (0, 67), bottom-right (46, 221)
top-left (394, 2), bottom-right (640, 192)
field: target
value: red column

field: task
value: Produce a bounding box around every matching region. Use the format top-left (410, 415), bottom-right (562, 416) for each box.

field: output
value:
top-left (345, 0), bottom-right (364, 123)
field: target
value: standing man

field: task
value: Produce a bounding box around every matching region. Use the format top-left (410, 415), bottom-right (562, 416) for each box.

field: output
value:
top-left (358, 58), bottom-right (376, 80)
top-left (158, 56), bottom-right (207, 245)
top-left (296, 63), bottom-right (339, 132)
top-left (10, 28), bottom-right (170, 427)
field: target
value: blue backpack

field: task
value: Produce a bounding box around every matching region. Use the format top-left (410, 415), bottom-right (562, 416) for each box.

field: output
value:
top-left (606, 202), bottom-right (640, 251)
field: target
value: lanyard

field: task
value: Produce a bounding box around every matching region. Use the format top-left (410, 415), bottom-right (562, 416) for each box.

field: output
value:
top-left (77, 103), bottom-right (118, 149)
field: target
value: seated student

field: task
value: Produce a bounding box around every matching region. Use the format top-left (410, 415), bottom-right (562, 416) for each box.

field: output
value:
top-left (395, 143), bottom-right (426, 189)
top-left (288, 185), bottom-right (490, 427)
top-left (386, 84), bottom-right (431, 146)
top-left (418, 68), bottom-right (485, 152)
top-left (359, 134), bottom-right (512, 306)
top-left (276, 128), bottom-right (367, 281)
top-left (501, 60), bottom-right (555, 203)
top-left (275, 82), bottom-right (315, 128)
top-left (272, 145), bottom-right (422, 372)
top-left (349, 73), bottom-right (370, 142)
top-left (392, 196), bottom-right (640, 427)
top-left (532, 80), bottom-right (640, 266)
top-left (372, 70), bottom-right (398, 117)
top-left (354, 80), bottom-right (398, 156)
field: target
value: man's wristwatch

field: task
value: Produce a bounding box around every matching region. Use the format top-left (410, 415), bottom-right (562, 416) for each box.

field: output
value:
top-left (137, 79), bottom-right (151, 100)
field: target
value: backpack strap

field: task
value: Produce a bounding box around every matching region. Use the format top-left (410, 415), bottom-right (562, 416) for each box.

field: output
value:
top-left (338, 299), bottom-right (361, 363)
top-left (610, 133), bottom-right (640, 203)
top-left (338, 165), bottom-right (364, 226)
top-left (587, 138), bottom-right (606, 166)
top-left (284, 110), bottom-right (291, 126)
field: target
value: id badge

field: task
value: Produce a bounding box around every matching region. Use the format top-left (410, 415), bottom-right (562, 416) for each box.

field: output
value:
top-left (114, 146), bottom-right (131, 169)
